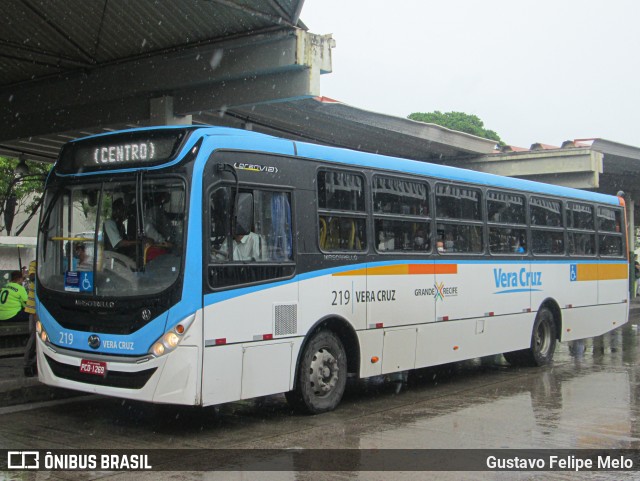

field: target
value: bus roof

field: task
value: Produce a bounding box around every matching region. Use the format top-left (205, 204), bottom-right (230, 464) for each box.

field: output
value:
top-left (294, 140), bottom-right (620, 206)
top-left (69, 125), bottom-right (621, 206)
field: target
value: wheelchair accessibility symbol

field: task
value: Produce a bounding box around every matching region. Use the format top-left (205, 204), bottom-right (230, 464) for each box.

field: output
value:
top-left (79, 272), bottom-right (94, 292)
top-left (570, 264), bottom-right (577, 282)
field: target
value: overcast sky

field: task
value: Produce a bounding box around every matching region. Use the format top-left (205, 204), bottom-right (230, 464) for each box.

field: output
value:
top-left (300, 0), bottom-right (640, 148)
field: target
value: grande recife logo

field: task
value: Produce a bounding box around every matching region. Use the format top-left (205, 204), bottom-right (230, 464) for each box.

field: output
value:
top-left (414, 283), bottom-right (459, 301)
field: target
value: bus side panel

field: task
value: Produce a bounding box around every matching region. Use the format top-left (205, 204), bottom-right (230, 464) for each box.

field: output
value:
top-left (202, 344), bottom-right (243, 405)
top-left (358, 329), bottom-right (384, 378)
top-left (381, 327), bottom-right (418, 374)
top-left (366, 261), bottom-right (435, 328)
top-left (203, 283), bottom-right (298, 345)
top-left (415, 312), bottom-right (535, 368)
top-left (436, 262), bottom-right (531, 321)
top-left (201, 282), bottom-right (298, 405)
top-left (240, 341), bottom-right (295, 400)
top-left (153, 346), bottom-right (200, 404)
top-left (598, 262), bottom-right (629, 305)
top-left (298, 268), bottom-right (367, 333)
top-left (530, 262), bottom-right (569, 313)
top-left (560, 303), bottom-right (629, 342)
top-left (563, 261), bottom-right (599, 308)
top-left (153, 310), bottom-right (203, 405)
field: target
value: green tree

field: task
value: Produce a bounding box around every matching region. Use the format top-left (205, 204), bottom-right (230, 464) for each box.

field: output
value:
top-left (408, 111), bottom-right (503, 145)
top-left (0, 157), bottom-right (51, 235)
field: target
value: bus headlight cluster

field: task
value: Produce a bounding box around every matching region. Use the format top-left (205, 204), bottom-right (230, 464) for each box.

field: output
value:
top-left (149, 314), bottom-right (196, 358)
top-left (35, 320), bottom-right (48, 343)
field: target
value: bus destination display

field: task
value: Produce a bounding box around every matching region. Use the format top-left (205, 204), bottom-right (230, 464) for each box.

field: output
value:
top-left (56, 129), bottom-right (190, 174)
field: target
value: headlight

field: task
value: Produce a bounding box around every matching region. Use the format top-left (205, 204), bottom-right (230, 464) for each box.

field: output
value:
top-left (149, 314), bottom-right (196, 358)
top-left (164, 332), bottom-right (180, 348)
top-left (152, 343), bottom-right (165, 357)
top-left (36, 320), bottom-right (48, 342)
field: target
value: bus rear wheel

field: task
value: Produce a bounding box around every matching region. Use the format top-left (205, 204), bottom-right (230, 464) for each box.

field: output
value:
top-left (286, 330), bottom-right (347, 414)
top-left (504, 307), bottom-right (557, 367)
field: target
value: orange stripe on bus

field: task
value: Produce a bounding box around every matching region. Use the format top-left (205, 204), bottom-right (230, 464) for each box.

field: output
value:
top-left (333, 264), bottom-right (458, 276)
top-left (576, 263), bottom-right (627, 281)
top-left (597, 263), bottom-right (628, 280)
top-left (333, 268), bottom-right (368, 277)
top-left (367, 265), bottom-right (409, 276)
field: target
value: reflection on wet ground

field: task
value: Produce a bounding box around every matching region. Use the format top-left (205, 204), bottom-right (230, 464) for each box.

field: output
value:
top-left (2, 319), bottom-right (639, 480)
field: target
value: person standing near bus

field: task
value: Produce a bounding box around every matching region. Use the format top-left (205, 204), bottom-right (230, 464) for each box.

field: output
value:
top-left (23, 260), bottom-right (37, 377)
top-left (0, 270), bottom-right (29, 322)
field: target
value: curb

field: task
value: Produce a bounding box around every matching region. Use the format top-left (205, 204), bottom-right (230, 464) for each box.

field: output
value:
top-left (0, 378), bottom-right (82, 408)
top-left (0, 385), bottom-right (80, 408)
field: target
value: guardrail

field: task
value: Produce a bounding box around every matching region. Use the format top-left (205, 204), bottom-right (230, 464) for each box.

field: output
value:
top-left (0, 321), bottom-right (29, 357)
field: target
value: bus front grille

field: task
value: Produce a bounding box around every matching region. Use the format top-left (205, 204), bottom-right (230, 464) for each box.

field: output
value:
top-left (45, 355), bottom-right (157, 389)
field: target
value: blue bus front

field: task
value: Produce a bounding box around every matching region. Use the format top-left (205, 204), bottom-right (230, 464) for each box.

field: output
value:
top-left (35, 127), bottom-right (205, 404)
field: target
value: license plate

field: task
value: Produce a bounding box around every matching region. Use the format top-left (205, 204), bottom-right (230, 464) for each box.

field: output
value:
top-left (79, 359), bottom-right (107, 377)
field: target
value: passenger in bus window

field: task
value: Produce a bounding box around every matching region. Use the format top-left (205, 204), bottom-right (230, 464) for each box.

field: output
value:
top-left (413, 229), bottom-right (428, 251)
top-left (104, 199), bottom-right (138, 255)
top-left (211, 231), bottom-right (265, 261)
top-left (444, 232), bottom-right (455, 251)
top-left (143, 192), bottom-right (171, 244)
top-left (74, 243), bottom-right (92, 271)
top-left (233, 231), bottom-right (265, 261)
top-left (378, 230), bottom-right (394, 251)
top-left (515, 238), bottom-right (526, 254)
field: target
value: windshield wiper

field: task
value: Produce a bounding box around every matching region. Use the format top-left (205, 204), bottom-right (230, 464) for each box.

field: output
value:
top-left (38, 187), bottom-right (62, 235)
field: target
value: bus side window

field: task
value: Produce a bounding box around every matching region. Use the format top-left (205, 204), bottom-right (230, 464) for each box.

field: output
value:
top-left (320, 216), bottom-right (365, 251)
top-left (210, 187), bottom-right (232, 261)
top-left (372, 175), bottom-right (431, 254)
top-left (596, 207), bottom-right (624, 258)
top-left (208, 186), bottom-right (294, 289)
top-left (317, 169), bottom-right (367, 253)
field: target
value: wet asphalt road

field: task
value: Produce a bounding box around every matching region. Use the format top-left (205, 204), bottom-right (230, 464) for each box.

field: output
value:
top-left (1, 316), bottom-right (639, 481)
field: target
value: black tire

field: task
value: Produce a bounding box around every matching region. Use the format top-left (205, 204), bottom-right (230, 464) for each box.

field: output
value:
top-left (286, 330), bottom-right (347, 414)
top-left (504, 307), bottom-right (557, 367)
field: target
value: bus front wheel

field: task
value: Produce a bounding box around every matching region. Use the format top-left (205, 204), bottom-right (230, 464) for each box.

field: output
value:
top-left (286, 330), bottom-right (347, 414)
top-left (504, 307), bottom-right (557, 367)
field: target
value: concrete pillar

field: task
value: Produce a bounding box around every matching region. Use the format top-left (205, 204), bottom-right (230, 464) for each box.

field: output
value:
top-left (150, 96), bottom-right (192, 126)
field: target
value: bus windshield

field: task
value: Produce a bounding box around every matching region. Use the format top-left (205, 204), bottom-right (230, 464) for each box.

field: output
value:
top-left (38, 176), bottom-right (186, 297)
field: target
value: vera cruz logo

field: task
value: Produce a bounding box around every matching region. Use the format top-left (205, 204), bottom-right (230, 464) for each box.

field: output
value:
top-left (493, 267), bottom-right (543, 294)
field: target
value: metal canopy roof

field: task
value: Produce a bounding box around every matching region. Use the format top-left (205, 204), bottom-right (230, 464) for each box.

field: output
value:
top-left (198, 97), bottom-right (497, 160)
top-left (1, 0), bottom-right (305, 86)
top-left (0, 0), bottom-right (496, 164)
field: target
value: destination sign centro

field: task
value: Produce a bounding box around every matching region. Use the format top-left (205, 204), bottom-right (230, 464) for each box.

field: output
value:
top-left (93, 142), bottom-right (156, 164)
top-left (57, 129), bottom-right (188, 173)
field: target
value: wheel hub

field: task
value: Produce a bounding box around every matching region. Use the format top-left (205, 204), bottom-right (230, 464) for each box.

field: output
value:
top-left (309, 348), bottom-right (339, 395)
top-left (535, 318), bottom-right (551, 355)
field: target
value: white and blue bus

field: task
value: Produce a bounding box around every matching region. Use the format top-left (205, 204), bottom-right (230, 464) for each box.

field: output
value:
top-left (35, 126), bottom-right (629, 413)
